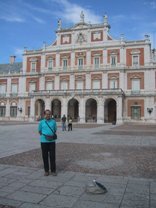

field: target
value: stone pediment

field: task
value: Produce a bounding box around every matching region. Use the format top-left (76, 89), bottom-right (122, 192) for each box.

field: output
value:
top-left (73, 22), bottom-right (90, 30)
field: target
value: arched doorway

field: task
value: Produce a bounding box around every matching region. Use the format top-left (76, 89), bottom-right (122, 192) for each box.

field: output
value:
top-left (51, 99), bottom-right (61, 121)
top-left (68, 98), bottom-right (79, 122)
top-left (85, 98), bottom-right (97, 122)
top-left (35, 99), bottom-right (45, 120)
top-left (104, 98), bottom-right (116, 123)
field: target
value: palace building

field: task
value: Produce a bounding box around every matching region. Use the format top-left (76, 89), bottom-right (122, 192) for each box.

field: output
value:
top-left (0, 13), bottom-right (156, 124)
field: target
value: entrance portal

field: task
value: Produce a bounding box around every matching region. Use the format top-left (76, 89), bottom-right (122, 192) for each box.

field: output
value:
top-left (85, 98), bottom-right (97, 122)
top-left (104, 98), bottom-right (116, 123)
top-left (68, 98), bottom-right (79, 122)
top-left (51, 99), bottom-right (61, 121)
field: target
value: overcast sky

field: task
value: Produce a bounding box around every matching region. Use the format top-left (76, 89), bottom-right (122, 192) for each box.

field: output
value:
top-left (0, 0), bottom-right (156, 63)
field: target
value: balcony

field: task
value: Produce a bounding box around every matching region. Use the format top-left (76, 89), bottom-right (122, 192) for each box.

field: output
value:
top-left (0, 93), bottom-right (6, 97)
top-left (29, 88), bottom-right (124, 97)
top-left (10, 93), bottom-right (18, 97)
top-left (125, 90), bottom-right (156, 97)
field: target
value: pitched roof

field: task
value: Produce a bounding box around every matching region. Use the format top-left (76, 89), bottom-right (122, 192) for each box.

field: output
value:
top-left (0, 62), bottom-right (22, 74)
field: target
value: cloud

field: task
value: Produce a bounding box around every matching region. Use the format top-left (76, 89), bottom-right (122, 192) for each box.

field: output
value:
top-left (0, 1), bottom-right (25, 23)
top-left (50, 0), bottom-right (101, 24)
top-left (14, 48), bottom-right (24, 58)
top-left (32, 16), bottom-right (46, 24)
top-left (23, 2), bottom-right (52, 14)
top-left (0, 0), bottom-right (46, 24)
top-left (144, 1), bottom-right (156, 9)
top-left (0, 15), bottom-right (25, 23)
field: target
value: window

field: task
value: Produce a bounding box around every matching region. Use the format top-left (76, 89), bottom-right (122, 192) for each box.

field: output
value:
top-left (131, 106), bottom-right (141, 120)
top-left (61, 81), bottom-right (68, 90)
top-left (0, 106), bottom-right (6, 117)
top-left (78, 58), bottom-right (83, 69)
top-left (63, 59), bottom-right (68, 70)
top-left (93, 80), bottom-right (100, 89)
top-left (10, 106), bottom-right (17, 117)
top-left (76, 81), bottom-right (83, 90)
top-left (0, 84), bottom-right (6, 95)
top-left (94, 57), bottom-right (100, 68)
top-left (111, 55), bottom-right (117, 66)
top-left (29, 83), bottom-right (36, 92)
top-left (11, 84), bottom-right (18, 94)
top-left (110, 79), bottom-right (118, 89)
top-left (31, 62), bottom-right (36, 72)
top-left (48, 59), bottom-right (53, 70)
top-left (132, 55), bottom-right (139, 66)
top-left (46, 81), bottom-right (54, 90)
top-left (132, 79), bottom-right (140, 92)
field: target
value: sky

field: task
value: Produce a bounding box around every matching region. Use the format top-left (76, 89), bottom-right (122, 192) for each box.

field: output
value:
top-left (0, 0), bottom-right (156, 64)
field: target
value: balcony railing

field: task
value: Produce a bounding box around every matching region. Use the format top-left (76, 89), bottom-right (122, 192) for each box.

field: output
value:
top-left (29, 88), bottom-right (124, 97)
top-left (0, 93), bottom-right (6, 97)
top-left (10, 93), bottom-right (18, 97)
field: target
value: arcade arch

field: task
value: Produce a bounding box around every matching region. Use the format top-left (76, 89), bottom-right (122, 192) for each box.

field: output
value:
top-left (35, 99), bottom-right (45, 119)
top-left (104, 98), bottom-right (116, 123)
top-left (67, 98), bottom-right (79, 121)
top-left (51, 99), bottom-right (61, 121)
top-left (85, 98), bottom-right (97, 122)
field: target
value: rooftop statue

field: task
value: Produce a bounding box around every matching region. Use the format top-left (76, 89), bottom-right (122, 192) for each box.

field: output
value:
top-left (80, 11), bottom-right (84, 23)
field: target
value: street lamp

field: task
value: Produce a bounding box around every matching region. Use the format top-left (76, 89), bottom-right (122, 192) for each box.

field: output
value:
top-left (147, 108), bottom-right (153, 114)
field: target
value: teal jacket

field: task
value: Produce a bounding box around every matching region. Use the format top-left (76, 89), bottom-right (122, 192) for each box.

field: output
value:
top-left (38, 119), bottom-right (57, 143)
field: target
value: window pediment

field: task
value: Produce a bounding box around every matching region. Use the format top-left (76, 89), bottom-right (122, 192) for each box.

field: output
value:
top-left (130, 49), bottom-right (140, 55)
top-left (29, 58), bottom-right (38, 62)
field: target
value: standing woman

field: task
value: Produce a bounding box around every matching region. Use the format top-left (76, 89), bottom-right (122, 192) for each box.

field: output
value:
top-left (38, 109), bottom-right (57, 176)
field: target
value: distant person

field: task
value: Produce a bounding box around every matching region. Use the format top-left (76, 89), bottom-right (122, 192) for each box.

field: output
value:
top-left (68, 117), bottom-right (73, 131)
top-left (61, 114), bottom-right (66, 131)
top-left (38, 109), bottom-right (57, 176)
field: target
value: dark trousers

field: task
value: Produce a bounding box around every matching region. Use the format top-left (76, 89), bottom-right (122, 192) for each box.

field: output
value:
top-left (41, 142), bottom-right (56, 172)
top-left (68, 123), bottom-right (72, 131)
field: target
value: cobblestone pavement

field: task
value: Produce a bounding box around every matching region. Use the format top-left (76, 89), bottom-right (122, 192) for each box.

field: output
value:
top-left (0, 143), bottom-right (156, 179)
top-left (0, 123), bottom-right (156, 208)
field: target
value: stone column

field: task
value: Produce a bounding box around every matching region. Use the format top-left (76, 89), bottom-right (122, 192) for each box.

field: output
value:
top-left (56, 52), bottom-right (60, 69)
top-left (103, 72), bottom-right (107, 88)
top-left (61, 98), bottom-right (68, 117)
top-left (97, 99), bottom-right (104, 123)
top-left (86, 50), bottom-right (91, 68)
top-left (116, 96), bottom-right (123, 124)
top-left (71, 51), bottom-right (75, 69)
top-left (7, 77), bottom-right (11, 96)
top-left (45, 97), bottom-right (51, 110)
top-left (39, 76), bottom-right (45, 91)
top-left (79, 97), bottom-right (85, 123)
top-left (120, 72), bottom-right (125, 90)
top-left (55, 75), bottom-right (59, 90)
top-left (120, 46), bottom-right (125, 66)
top-left (5, 99), bottom-right (10, 119)
top-left (85, 73), bottom-right (91, 89)
top-left (103, 48), bottom-right (107, 66)
top-left (70, 74), bottom-right (74, 90)
top-left (41, 53), bottom-right (46, 73)
top-left (29, 97), bottom-right (35, 121)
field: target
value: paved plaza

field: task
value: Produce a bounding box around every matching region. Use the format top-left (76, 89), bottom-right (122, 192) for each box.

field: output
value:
top-left (0, 122), bottom-right (156, 208)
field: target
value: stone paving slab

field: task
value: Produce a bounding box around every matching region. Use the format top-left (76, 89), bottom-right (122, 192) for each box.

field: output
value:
top-left (0, 165), bottom-right (156, 208)
top-left (0, 123), bottom-right (156, 207)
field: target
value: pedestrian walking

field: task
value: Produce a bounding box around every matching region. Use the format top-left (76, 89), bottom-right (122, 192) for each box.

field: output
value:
top-left (38, 109), bottom-right (57, 176)
top-left (61, 114), bottom-right (66, 131)
top-left (68, 117), bottom-right (72, 131)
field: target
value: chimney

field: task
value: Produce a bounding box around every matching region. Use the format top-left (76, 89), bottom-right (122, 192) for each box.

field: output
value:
top-left (10, 56), bottom-right (16, 64)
